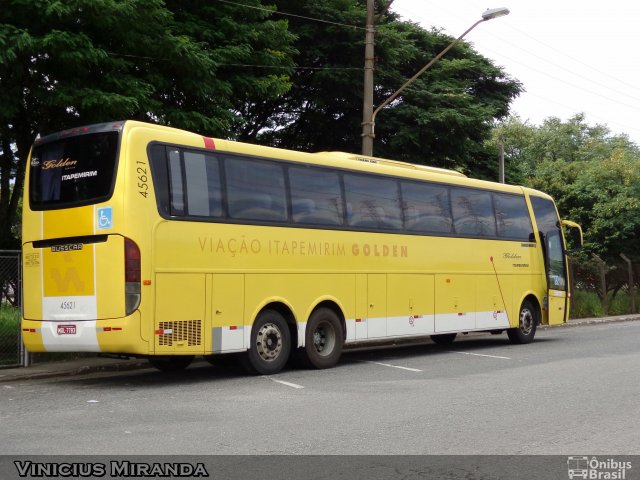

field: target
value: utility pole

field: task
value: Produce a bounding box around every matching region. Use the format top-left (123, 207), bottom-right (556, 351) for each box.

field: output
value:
top-left (498, 135), bottom-right (505, 183)
top-left (361, 0), bottom-right (375, 156)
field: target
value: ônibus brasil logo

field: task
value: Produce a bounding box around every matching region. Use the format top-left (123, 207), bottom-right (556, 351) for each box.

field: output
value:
top-left (567, 456), bottom-right (632, 480)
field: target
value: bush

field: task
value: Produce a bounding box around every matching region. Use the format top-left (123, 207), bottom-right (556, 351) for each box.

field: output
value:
top-left (571, 290), bottom-right (603, 319)
top-left (571, 289), bottom-right (640, 318)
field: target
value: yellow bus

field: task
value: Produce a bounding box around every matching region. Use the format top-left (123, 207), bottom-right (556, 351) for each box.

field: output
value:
top-left (21, 120), bottom-right (582, 374)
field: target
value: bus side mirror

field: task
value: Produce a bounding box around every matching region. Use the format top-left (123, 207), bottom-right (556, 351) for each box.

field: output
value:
top-left (561, 220), bottom-right (583, 251)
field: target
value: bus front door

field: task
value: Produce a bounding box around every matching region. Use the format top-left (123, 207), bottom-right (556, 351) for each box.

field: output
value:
top-left (546, 229), bottom-right (568, 325)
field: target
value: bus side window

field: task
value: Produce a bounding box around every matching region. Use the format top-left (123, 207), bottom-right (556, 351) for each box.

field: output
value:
top-left (182, 151), bottom-right (222, 218)
top-left (167, 149), bottom-right (185, 216)
top-left (401, 181), bottom-right (452, 234)
top-left (451, 187), bottom-right (497, 238)
top-left (493, 192), bottom-right (534, 241)
top-left (344, 173), bottom-right (402, 230)
top-left (225, 157), bottom-right (287, 222)
top-left (289, 166), bottom-right (343, 226)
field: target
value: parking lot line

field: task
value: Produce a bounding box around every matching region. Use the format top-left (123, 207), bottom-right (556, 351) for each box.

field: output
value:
top-left (361, 360), bottom-right (422, 372)
top-left (447, 350), bottom-right (511, 360)
top-left (262, 376), bottom-right (305, 389)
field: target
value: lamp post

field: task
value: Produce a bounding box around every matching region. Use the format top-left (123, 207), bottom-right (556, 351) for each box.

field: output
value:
top-left (361, 7), bottom-right (510, 157)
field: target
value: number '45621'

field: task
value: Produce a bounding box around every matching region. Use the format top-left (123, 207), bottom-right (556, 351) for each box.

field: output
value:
top-left (137, 161), bottom-right (149, 198)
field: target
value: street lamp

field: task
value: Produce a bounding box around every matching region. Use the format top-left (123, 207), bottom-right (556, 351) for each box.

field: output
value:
top-left (361, 7), bottom-right (510, 157)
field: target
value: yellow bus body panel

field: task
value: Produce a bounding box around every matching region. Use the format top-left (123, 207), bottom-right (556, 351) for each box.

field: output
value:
top-left (21, 120), bottom-right (571, 358)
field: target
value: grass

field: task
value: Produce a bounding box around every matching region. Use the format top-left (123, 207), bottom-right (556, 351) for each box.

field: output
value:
top-left (571, 290), bottom-right (640, 319)
top-left (0, 304), bottom-right (20, 335)
top-left (0, 304), bottom-right (21, 366)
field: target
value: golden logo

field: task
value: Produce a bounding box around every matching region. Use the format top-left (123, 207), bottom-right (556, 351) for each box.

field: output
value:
top-left (41, 158), bottom-right (78, 170)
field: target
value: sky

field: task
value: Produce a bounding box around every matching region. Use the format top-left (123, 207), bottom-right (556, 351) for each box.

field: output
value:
top-left (390, 0), bottom-right (640, 143)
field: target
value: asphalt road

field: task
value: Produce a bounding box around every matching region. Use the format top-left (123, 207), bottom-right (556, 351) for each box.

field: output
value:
top-left (1, 321), bottom-right (639, 455)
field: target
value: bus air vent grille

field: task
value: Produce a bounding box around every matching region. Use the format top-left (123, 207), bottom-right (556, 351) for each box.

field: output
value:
top-left (158, 320), bottom-right (202, 347)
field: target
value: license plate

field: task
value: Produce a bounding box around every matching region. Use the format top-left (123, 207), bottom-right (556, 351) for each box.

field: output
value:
top-left (57, 325), bottom-right (77, 335)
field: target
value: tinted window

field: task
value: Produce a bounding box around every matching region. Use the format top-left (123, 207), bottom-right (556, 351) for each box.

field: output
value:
top-left (451, 187), bottom-right (496, 237)
top-left (493, 193), bottom-right (534, 241)
top-left (184, 151), bottom-right (222, 218)
top-left (29, 132), bottom-right (118, 209)
top-left (289, 166), bottom-right (344, 226)
top-left (530, 196), bottom-right (560, 234)
top-left (401, 181), bottom-right (452, 233)
top-left (152, 147), bottom-right (223, 219)
top-left (547, 230), bottom-right (567, 290)
top-left (168, 149), bottom-right (184, 216)
top-left (344, 174), bottom-right (402, 230)
top-left (225, 157), bottom-right (287, 222)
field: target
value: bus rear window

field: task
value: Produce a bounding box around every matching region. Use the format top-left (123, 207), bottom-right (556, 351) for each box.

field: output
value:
top-left (29, 131), bottom-right (119, 210)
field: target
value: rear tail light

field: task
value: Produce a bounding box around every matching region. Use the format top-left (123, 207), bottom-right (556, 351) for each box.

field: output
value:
top-left (125, 238), bottom-right (141, 315)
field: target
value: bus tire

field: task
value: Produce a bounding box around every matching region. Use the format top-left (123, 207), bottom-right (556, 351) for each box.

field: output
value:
top-left (430, 333), bottom-right (457, 345)
top-left (148, 355), bottom-right (194, 372)
top-left (507, 300), bottom-right (537, 344)
top-left (297, 307), bottom-right (344, 369)
top-left (245, 310), bottom-right (291, 375)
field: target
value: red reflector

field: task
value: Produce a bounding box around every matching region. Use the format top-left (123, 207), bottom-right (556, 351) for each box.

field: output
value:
top-left (229, 326), bottom-right (237, 330)
top-left (30, 329), bottom-right (36, 333)
top-left (113, 327), bottom-right (122, 331)
top-left (104, 327), bottom-right (111, 332)
top-left (203, 136), bottom-right (216, 149)
top-left (22, 328), bottom-right (29, 332)
top-left (155, 329), bottom-right (163, 335)
top-left (355, 318), bottom-right (362, 323)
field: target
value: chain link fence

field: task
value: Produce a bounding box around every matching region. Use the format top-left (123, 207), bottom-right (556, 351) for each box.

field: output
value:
top-left (0, 250), bottom-right (23, 368)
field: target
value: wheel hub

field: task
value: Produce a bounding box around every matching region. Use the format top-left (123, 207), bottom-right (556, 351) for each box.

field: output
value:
top-left (520, 308), bottom-right (534, 335)
top-left (256, 323), bottom-right (282, 361)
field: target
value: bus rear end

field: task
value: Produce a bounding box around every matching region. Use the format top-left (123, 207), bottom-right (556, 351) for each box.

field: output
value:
top-left (21, 122), bottom-right (143, 354)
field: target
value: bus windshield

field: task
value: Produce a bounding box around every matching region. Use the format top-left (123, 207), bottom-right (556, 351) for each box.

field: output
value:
top-left (29, 131), bottom-right (119, 210)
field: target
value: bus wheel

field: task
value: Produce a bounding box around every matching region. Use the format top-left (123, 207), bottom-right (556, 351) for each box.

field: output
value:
top-left (430, 333), bottom-right (457, 345)
top-left (245, 310), bottom-right (291, 375)
top-left (507, 300), bottom-right (537, 344)
top-left (148, 355), bottom-right (194, 372)
top-left (297, 308), bottom-right (344, 369)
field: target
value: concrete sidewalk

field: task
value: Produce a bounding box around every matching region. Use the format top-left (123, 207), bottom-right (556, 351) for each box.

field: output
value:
top-left (1, 314), bottom-right (639, 383)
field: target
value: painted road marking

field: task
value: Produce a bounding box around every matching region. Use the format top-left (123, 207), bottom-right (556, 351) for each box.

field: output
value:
top-left (361, 360), bottom-right (422, 372)
top-left (447, 350), bottom-right (511, 360)
top-left (262, 376), bottom-right (305, 389)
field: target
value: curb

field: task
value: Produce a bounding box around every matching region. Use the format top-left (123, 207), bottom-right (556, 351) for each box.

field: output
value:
top-left (0, 358), bottom-right (150, 383)
top-left (542, 314), bottom-right (640, 329)
top-left (2, 315), bottom-right (639, 383)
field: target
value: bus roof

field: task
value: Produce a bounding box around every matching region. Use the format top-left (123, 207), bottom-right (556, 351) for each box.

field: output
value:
top-left (316, 152), bottom-right (467, 178)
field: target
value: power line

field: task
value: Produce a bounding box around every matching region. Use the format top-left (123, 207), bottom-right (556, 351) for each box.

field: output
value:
top-left (215, 0), bottom-right (366, 31)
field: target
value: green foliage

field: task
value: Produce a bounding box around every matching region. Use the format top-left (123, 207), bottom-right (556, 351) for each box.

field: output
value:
top-left (0, 0), bottom-right (295, 246)
top-left (243, 0), bottom-right (522, 179)
top-left (493, 115), bottom-right (640, 263)
top-left (571, 289), bottom-right (640, 319)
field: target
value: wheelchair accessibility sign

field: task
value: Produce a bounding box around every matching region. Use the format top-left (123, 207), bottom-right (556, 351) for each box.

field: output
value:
top-left (97, 207), bottom-right (113, 230)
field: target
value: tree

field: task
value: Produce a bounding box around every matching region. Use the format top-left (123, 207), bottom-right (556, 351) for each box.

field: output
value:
top-left (0, 0), bottom-right (295, 247)
top-left (496, 115), bottom-right (640, 262)
top-left (239, 0), bottom-right (522, 179)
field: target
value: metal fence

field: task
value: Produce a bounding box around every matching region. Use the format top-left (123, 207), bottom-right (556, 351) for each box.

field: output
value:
top-left (0, 250), bottom-right (23, 368)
